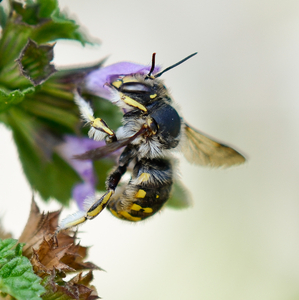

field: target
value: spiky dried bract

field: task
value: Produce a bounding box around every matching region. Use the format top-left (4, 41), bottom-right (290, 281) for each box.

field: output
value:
top-left (19, 200), bottom-right (61, 258)
top-left (19, 199), bottom-right (101, 300)
top-left (41, 270), bottom-right (98, 300)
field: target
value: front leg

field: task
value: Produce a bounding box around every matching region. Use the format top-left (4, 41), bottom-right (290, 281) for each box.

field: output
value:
top-left (74, 92), bottom-right (116, 141)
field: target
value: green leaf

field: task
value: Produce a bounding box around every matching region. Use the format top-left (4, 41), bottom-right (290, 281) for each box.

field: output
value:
top-left (12, 0), bottom-right (58, 25)
top-left (0, 87), bottom-right (35, 113)
top-left (94, 159), bottom-right (115, 191)
top-left (0, 20), bottom-right (33, 70)
top-left (12, 1), bottom-right (41, 25)
top-left (16, 39), bottom-right (56, 86)
top-left (6, 107), bottom-right (81, 205)
top-left (0, 5), bottom-right (8, 28)
top-left (0, 238), bottom-right (45, 300)
top-left (37, 0), bottom-right (58, 19)
top-left (30, 9), bottom-right (95, 45)
top-left (92, 96), bottom-right (123, 131)
top-left (167, 180), bottom-right (193, 209)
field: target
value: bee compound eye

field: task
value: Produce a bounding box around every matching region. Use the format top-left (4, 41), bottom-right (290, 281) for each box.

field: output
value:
top-left (120, 82), bottom-right (151, 93)
top-left (151, 104), bottom-right (181, 139)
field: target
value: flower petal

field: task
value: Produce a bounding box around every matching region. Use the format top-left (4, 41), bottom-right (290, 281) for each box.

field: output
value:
top-left (56, 135), bottom-right (105, 209)
top-left (72, 182), bottom-right (95, 210)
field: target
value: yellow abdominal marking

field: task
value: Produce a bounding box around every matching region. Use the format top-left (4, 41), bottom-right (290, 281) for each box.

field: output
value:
top-left (87, 191), bottom-right (113, 218)
top-left (92, 118), bottom-right (114, 135)
top-left (143, 207), bottom-right (153, 213)
top-left (120, 94), bottom-right (147, 112)
top-left (138, 172), bottom-right (151, 183)
top-left (109, 208), bottom-right (119, 218)
top-left (135, 189), bottom-right (146, 198)
top-left (131, 204), bottom-right (154, 214)
top-left (150, 94), bottom-right (157, 99)
top-left (131, 203), bottom-right (142, 211)
top-left (120, 211), bottom-right (142, 221)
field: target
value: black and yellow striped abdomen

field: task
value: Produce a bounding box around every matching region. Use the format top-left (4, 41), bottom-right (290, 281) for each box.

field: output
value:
top-left (107, 157), bottom-right (173, 221)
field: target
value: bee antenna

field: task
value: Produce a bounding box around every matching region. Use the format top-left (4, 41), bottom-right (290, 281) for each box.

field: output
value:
top-left (154, 52), bottom-right (198, 78)
top-left (146, 53), bottom-right (156, 79)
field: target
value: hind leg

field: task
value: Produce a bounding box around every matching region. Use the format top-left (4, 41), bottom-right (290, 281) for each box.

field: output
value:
top-left (56, 145), bottom-right (136, 233)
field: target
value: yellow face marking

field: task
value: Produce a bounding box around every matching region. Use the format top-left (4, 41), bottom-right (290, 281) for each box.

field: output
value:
top-left (150, 94), bottom-right (157, 99)
top-left (120, 93), bottom-right (147, 112)
top-left (112, 77), bottom-right (139, 89)
top-left (87, 190), bottom-right (113, 218)
top-left (135, 189), bottom-right (146, 198)
top-left (111, 80), bottom-right (122, 88)
top-left (122, 76), bottom-right (139, 83)
top-left (138, 172), bottom-right (151, 183)
top-left (92, 118), bottom-right (114, 135)
top-left (120, 211), bottom-right (142, 221)
top-left (65, 216), bottom-right (86, 228)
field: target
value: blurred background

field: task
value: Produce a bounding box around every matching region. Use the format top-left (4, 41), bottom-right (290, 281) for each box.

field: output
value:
top-left (1, 0), bottom-right (299, 299)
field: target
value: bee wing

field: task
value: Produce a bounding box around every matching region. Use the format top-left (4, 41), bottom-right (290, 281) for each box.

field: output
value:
top-left (181, 123), bottom-right (246, 167)
top-left (74, 125), bottom-right (148, 160)
top-left (166, 179), bottom-right (193, 209)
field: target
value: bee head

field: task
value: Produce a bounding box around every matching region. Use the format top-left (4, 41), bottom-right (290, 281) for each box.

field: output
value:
top-left (109, 53), bottom-right (197, 108)
top-left (110, 73), bottom-right (165, 106)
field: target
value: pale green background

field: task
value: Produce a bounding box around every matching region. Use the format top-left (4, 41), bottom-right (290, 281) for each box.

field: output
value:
top-left (1, 0), bottom-right (299, 299)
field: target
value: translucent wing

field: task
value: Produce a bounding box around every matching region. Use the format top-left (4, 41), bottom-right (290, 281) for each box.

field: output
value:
top-left (166, 179), bottom-right (192, 209)
top-left (181, 123), bottom-right (246, 167)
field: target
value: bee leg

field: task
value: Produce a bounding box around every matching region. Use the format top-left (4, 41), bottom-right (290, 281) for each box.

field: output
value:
top-left (55, 190), bottom-right (115, 236)
top-left (74, 91), bottom-right (116, 141)
top-left (85, 145), bottom-right (136, 219)
top-left (55, 145), bottom-right (136, 234)
top-left (85, 189), bottom-right (114, 220)
top-left (89, 117), bottom-right (117, 142)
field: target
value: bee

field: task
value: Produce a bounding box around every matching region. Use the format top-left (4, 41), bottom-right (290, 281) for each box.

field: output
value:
top-left (56, 53), bottom-right (245, 233)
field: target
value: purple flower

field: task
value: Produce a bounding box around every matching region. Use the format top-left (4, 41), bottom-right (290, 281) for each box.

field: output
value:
top-left (85, 61), bottom-right (160, 100)
top-left (56, 135), bottom-right (105, 210)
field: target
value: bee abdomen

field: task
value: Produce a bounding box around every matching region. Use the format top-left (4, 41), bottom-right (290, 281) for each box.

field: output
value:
top-left (107, 157), bottom-right (173, 221)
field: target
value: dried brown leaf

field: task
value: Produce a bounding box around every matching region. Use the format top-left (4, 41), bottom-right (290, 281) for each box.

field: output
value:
top-left (18, 198), bottom-right (101, 299)
top-left (41, 270), bottom-right (99, 300)
top-left (18, 199), bottom-right (60, 257)
top-left (67, 271), bottom-right (99, 300)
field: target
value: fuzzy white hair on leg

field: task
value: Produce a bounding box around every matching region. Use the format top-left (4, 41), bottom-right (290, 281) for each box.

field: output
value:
top-left (82, 195), bottom-right (98, 211)
top-left (57, 195), bottom-right (98, 231)
top-left (88, 127), bottom-right (107, 141)
top-left (74, 92), bottom-right (95, 124)
top-left (57, 210), bottom-right (87, 231)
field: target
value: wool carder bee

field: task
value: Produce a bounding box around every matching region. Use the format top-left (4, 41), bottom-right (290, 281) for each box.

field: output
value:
top-left (56, 53), bottom-right (245, 233)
